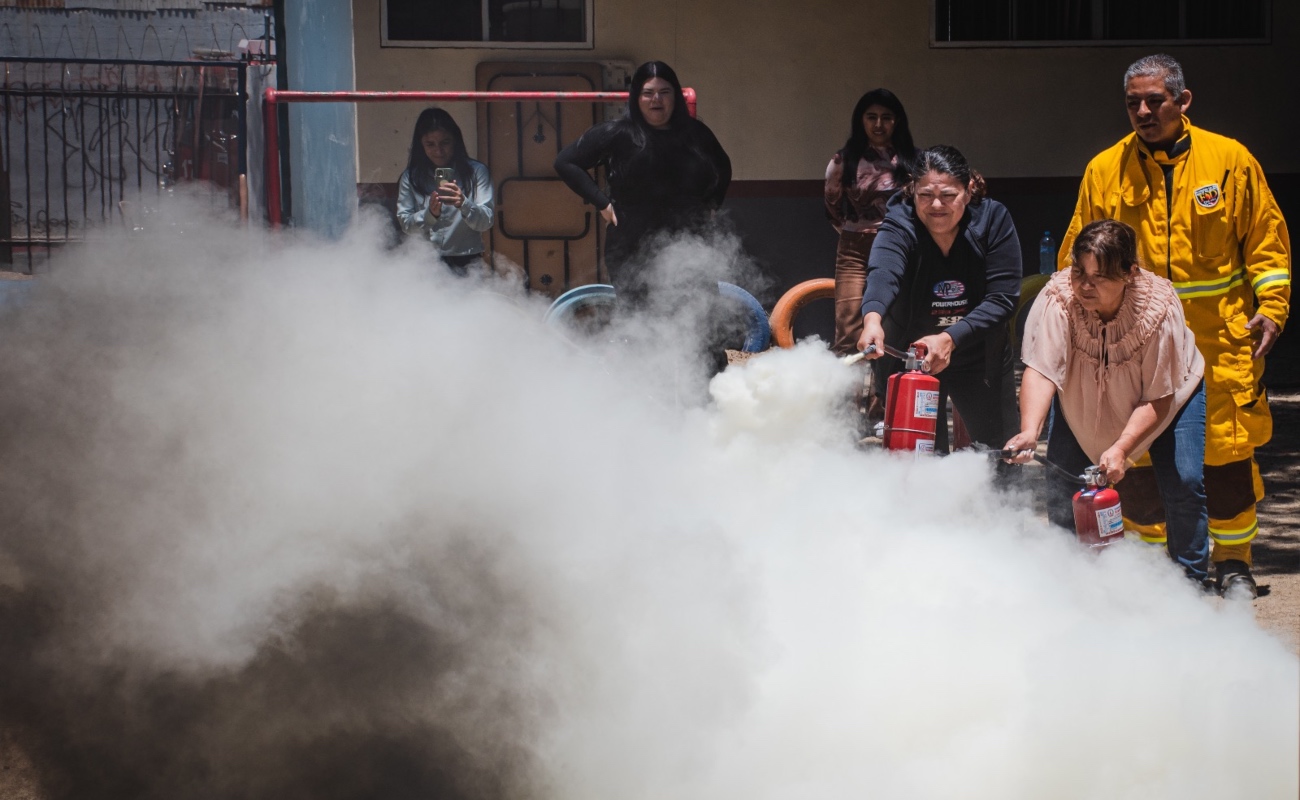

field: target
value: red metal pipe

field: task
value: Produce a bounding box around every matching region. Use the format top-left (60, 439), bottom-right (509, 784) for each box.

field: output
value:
top-left (264, 90), bottom-right (283, 228)
top-left (268, 89), bottom-right (633, 103)
top-left (260, 86), bottom-right (700, 228)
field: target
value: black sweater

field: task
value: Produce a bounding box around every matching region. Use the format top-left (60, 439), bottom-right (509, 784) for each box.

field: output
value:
top-left (554, 118), bottom-right (730, 225)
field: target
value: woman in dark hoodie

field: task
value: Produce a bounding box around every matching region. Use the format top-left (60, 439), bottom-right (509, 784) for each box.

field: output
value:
top-left (554, 60), bottom-right (732, 311)
top-left (858, 145), bottom-right (1020, 451)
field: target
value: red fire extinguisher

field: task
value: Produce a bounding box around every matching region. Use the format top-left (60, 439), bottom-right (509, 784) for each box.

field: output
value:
top-left (1072, 466), bottom-right (1125, 548)
top-left (881, 343), bottom-right (941, 453)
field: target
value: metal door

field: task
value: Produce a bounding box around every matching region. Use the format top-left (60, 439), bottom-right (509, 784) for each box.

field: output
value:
top-left (475, 61), bottom-right (607, 297)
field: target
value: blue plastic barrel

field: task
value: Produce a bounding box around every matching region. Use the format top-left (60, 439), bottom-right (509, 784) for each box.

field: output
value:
top-left (543, 281), bottom-right (770, 352)
top-left (0, 274), bottom-right (34, 314)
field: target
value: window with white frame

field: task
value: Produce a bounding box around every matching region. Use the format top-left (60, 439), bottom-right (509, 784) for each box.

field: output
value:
top-left (383, 0), bottom-right (592, 48)
top-left (933, 0), bottom-right (1269, 46)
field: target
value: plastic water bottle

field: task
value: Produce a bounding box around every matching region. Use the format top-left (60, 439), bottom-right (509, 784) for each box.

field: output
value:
top-left (1038, 230), bottom-right (1056, 274)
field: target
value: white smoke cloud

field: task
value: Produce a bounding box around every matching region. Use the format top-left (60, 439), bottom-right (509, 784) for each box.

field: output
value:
top-left (0, 198), bottom-right (1294, 799)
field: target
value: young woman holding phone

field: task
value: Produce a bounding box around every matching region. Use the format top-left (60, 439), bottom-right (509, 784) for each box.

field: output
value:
top-left (396, 107), bottom-right (495, 275)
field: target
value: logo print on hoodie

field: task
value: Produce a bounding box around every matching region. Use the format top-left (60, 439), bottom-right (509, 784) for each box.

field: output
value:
top-left (932, 280), bottom-right (965, 300)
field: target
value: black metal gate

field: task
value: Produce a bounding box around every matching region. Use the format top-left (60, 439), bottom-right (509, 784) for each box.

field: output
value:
top-left (0, 57), bottom-right (248, 272)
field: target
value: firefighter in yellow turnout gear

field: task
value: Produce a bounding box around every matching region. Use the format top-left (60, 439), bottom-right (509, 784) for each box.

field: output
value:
top-left (1061, 55), bottom-right (1290, 597)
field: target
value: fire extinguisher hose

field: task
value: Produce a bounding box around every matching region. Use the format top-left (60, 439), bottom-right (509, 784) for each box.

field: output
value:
top-left (886, 426), bottom-right (938, 436)
top-left (990, 448), bottom-right (1086, 484)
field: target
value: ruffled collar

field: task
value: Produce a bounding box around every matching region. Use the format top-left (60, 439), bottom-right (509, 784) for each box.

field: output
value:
top-left (1042, 269), bottom-right (1172, 369)
top-left (1041, 268), bottom-right (1175, 430)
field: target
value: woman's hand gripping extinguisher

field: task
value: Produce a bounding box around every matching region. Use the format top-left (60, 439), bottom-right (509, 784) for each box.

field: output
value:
top-left (873, 342), bottom-right (940, 453)
top-left (1072, 465), bottom-right (1125, 549)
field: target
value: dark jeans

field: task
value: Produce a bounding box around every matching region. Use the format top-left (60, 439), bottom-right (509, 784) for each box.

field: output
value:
top-left (442, 253), bottom-right (483, 276)
top-left (1044, 382), bottom-right (1210, 582)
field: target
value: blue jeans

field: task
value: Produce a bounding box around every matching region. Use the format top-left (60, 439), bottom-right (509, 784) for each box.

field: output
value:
top-left (1044, 382), bottom-right (1210, 582)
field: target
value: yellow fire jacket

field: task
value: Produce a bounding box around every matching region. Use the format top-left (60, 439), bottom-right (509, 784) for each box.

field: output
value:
top-left (1060, 120), bottom-right (1291, 428)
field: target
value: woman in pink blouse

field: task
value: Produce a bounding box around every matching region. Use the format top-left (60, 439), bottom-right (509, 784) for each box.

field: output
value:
top-left (825, 89), bottom-right (916, 356)
top-left (1004, 220), bottom-right (1209, 584)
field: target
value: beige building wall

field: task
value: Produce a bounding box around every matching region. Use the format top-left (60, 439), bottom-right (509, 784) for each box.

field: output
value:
top-left (352, 0), bottom-right (1298, 184)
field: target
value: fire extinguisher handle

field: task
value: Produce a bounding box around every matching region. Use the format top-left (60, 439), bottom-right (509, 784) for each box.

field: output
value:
top-left (1082, 465), bottom-right (1110, 488)
top-left (863, 342), bottom-right (913, 360)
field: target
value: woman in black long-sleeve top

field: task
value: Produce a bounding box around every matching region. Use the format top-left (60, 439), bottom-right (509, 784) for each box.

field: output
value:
top-left (858, 145), bottom-right (1021, 451)
top-left (554, 61), bottom-right (731, 311)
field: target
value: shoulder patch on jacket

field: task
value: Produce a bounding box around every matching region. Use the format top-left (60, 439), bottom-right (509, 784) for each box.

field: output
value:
top-left (1193, 182), bottom-right (1221, 209)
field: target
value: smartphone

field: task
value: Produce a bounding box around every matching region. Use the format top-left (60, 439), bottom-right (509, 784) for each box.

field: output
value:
top-left (433, 167), bottom-right (456, 188)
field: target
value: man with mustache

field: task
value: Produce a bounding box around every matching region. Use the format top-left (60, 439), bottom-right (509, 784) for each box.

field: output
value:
top-left (1059, 54), bottom-right (1291, 598)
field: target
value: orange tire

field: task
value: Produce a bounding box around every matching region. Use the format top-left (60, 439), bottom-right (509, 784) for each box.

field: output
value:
top-left (769, 278), bottom-right (836, 348)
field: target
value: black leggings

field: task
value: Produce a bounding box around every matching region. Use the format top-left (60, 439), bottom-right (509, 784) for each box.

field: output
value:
top-left (936, 361), bottom-right (1017, 451)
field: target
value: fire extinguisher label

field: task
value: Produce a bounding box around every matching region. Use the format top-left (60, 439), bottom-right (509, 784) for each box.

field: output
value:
top-left (1096, 504), bottom-right (1124, 540)
top-left (914, 390), bottom-right (939, 419)
top-left (915, 439), bottom-right (934, 453)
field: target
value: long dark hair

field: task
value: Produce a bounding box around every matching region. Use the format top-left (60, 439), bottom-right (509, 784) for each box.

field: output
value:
top-left (405, 107), bottom-right (474, 195)
top-left (608, 60), bottom-right (720, 198)
top-left (905, 144), bottom-right (987, 206)
top-left (838, 89), bottom-right (915, 204)
top-left (625, 60), bottom-right (692, 143)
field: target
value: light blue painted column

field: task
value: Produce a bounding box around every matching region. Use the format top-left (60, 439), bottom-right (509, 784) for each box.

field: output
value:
top-left (282, 0), bottom-right (356, 237)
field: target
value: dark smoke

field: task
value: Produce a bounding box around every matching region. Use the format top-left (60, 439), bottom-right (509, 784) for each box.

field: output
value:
top-left (0, 581), bottom-right (542, 800)
top-left (0, 213), bottom-right (553, 799)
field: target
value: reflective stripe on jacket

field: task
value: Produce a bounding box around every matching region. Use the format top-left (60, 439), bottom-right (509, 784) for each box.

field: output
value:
top-left (1059, 120), bottom-right (1291, 412)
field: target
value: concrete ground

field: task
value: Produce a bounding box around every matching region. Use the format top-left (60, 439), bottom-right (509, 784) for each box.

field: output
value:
top-left (1248, 391), bottom-right (1300, 650)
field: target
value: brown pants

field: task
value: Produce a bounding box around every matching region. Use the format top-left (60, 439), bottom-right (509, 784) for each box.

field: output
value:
top-left (832, 230), bottom-right (876, 356)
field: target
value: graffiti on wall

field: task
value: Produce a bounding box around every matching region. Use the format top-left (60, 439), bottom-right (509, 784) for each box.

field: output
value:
top-left (3, 59), bottom-right (243, 245)
top-left (0, 5), bottom-right (272, 61)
